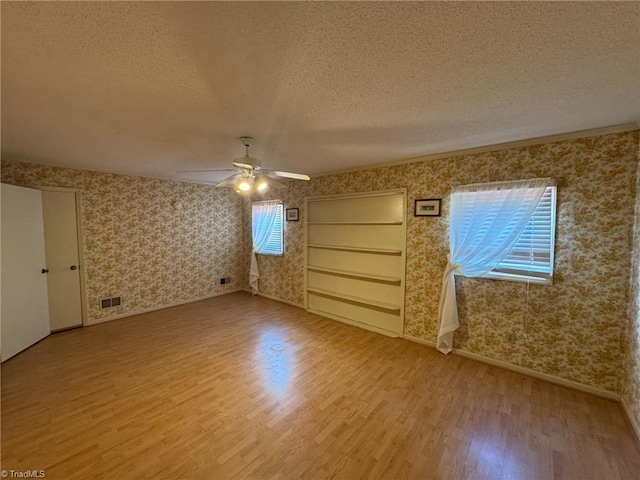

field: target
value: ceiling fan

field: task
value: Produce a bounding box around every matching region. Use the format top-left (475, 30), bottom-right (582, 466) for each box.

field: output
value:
top-left (178, 137), bottom-right (310, 193)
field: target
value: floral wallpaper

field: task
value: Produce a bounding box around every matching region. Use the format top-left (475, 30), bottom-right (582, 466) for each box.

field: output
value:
top-left (623, 152), bottom-right (640, 433)
top-left (247, 131), bottom-right (639, 393)
top-left (0, 162), bottom-right (243, 323)
top-left (2, 130), bottom-right (638, 398)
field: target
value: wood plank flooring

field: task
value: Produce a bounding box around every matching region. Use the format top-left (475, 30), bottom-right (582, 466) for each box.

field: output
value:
top-left (2, 291), bottom-right (640, 479)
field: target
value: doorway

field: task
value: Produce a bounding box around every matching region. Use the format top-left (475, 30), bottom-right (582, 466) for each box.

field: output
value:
top-left (40, 188), bottom-right (86, 331)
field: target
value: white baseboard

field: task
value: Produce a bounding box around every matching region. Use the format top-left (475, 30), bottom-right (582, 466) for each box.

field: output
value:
top-left (86, 288), bottom-right (243, 325)
top-left (403, 334), bottom-right (438, 348)
top-left (244, 289), bottom-right (305, 309)
top-left (403, 334), bottom-right (620, 402)
top-left (621, 398), bottom-right (640, 443)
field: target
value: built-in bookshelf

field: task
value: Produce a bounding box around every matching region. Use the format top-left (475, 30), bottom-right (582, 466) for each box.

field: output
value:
top-left (304, 189), bottom-right (407, 337)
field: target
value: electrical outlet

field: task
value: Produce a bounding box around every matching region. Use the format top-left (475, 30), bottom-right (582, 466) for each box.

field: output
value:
top-left (225, 276), bottom-right (231, 283)
top-left (101, 298), bottom-right (111, 309)
top-left (220, 277), bottom-right (226, 285)
top-left (111, 296), bottom-right (121, 306)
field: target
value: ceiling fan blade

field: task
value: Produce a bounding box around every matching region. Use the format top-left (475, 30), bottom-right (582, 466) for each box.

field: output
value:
top-left (232, 161), bottom-right (255, 170)
top-left (268, 170), bottom-right (311, 181)
top-left (176, 168), bottom-right (236, 173)
top-left (214, 173), bottom-right (241, 188)
top-left (258, 173), bottom-right (286, 189)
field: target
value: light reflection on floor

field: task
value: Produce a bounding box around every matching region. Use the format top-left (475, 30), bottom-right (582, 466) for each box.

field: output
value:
top-left (256, 329), bottom-right (294, 396)
top-left (468, 437), bottom-right (518, 477)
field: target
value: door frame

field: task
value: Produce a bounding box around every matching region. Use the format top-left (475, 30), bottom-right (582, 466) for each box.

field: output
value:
top-left (29, 185), bottom-right (88, 327)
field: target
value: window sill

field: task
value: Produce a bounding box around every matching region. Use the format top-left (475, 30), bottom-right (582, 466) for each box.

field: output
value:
top-left (478, 271), bottom-right (552, 285)
top-left (456, 272), bottom-right (552, 285)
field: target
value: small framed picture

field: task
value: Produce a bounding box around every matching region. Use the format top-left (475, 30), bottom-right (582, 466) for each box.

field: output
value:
top-left (286, 208), bottom-right (299, 221)
top-left (414, 198), bottom-right (441, 217)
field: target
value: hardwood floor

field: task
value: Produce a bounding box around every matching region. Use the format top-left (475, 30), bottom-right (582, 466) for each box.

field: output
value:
top-left (2, 291), bottom-right (639, 479)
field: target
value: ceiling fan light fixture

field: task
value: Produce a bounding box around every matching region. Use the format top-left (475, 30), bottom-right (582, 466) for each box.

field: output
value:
top-left (256, 180), bottom-right (268, 192)
top-left (235, 177), bottom-right (252, 192)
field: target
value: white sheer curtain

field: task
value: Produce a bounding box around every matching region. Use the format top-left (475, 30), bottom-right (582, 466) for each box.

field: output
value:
top-left (250, 201), bottom-right (281, 294)
top-left (437, 178), bottom-right (552, 353)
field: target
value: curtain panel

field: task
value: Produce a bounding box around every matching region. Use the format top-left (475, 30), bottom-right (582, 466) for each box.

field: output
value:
top-left (437, 178), bottom-right (553, 353)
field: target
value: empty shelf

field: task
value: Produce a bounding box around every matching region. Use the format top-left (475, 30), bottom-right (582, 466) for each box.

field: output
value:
top-left (307, 221), bottom-right (403, 225)
top-left (307, 287), bottom-right (401, 312)
top-left (307, 244), bottom-right (402, 255)
top-left (307, 265), bottom-right (401, 284)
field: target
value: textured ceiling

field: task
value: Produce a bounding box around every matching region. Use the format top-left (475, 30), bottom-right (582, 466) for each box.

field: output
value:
top-left (2, 2), bottom-right (639, 184)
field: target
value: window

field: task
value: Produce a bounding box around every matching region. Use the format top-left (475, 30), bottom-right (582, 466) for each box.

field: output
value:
top-left (252, 201), bottom-right (284, 255)
top-left (439, 178), bottom-right (555, 353)
top-left (481, 185), bottom-right (557, 284)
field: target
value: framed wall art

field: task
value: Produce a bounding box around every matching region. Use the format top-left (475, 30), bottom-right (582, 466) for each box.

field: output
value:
top-left (286, 208), bottom-right (299, 221)
top-left (414, 198), bottom-right (441, 217)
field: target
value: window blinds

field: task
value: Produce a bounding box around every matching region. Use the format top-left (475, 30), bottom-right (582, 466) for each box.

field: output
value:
top-left (488, 185), bottom-right (556, 282)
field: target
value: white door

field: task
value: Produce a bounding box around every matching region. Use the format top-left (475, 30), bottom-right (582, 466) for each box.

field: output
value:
top-left (41, 190), bottom-right (83, 331)
top-left (1, 183), bottom-right (50, 362)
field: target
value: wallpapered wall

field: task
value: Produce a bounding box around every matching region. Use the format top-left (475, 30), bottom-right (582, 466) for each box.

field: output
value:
top-left (623, 158), bottom-right (640, 433)
top-left (246, 131), bottom-right (639, 394)
top-left (0, 162), bottom-right (243, 322)
top-left (1, 131), bottom-right (638, 402)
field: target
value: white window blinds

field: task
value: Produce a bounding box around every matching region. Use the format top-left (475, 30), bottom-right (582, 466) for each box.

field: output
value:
top-left (482, 185), bottom-right (557, 283)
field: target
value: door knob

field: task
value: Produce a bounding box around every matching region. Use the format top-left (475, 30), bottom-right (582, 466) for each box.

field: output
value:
top-left (70, 265), bottom-right (78, 270)
top-left (41, 268), bottom-right (49, 274)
